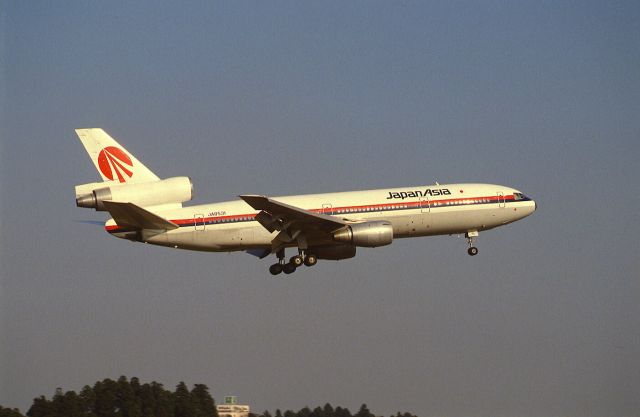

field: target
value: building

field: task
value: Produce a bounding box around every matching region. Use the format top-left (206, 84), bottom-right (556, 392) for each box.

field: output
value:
top-left (217, 396), bottom-right (250, 417)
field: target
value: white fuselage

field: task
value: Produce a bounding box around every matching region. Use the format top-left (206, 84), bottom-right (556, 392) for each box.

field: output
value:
top-left (106, 183), bottom-right (536, 252)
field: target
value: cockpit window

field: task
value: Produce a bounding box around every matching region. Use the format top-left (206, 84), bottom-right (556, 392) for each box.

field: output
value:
top-left (513, 193), bottom-right (527, 200)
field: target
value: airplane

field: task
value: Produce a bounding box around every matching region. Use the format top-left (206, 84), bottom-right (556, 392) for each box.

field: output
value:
top-left (74, 128), bottom-right (537, 275)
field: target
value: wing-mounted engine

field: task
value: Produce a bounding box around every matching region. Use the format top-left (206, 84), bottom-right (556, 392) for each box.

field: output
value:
top-left (75, 176), bottom-right (193, 211)
top-left (333, 220), bottom-right (394, 247)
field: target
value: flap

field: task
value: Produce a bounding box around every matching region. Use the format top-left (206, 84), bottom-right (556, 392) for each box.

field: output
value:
top-left (239, 195), bottom-right (346, 232)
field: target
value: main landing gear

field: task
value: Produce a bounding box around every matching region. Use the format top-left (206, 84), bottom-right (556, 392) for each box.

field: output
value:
top-left (269, 249), bottom-right (318, 275)
top-left (466, 231), bottom-right (479, 256)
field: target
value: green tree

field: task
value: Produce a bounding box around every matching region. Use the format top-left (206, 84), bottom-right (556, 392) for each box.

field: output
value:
top-left (134, 382), bottom-right (155, 417)
top-left (334, 406), bottom-right (352, 417)
top-left (174, 382), bottom-right (194, 417)
top-left (79, 386), bottom-right (96, 417)
top-left (149, 381), bottom-right (174, 417)
top-left (321, 403), bottom-right (334, 417)
top-left (309, 406), bottom-right (323, 417)
top-left (24, 378), bottom-right (231, 417)
top-left (23, 378), bottom-right (419, 417)
top-left (0, 406), bottom-right (26, 417)
top-left (296, 407), bottom-right (311, 417)
top-left (92, 378), bottom-right (119, 417)
top-left (51, 391), bottom-right (87, 417)
top-left (27, 396), bottom-right (54, 417)
top-left (115, 376), bottom-right (142, 417)
top-left (354, 404), bottom-right (374, 417)
top-left (190, 384), bottom-right (216, 417)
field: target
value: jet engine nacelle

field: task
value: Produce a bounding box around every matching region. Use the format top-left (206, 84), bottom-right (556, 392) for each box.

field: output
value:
top-left (333, 220), bottom-right (394, 247)
top-left (75, 176), bottom-right (193, 211)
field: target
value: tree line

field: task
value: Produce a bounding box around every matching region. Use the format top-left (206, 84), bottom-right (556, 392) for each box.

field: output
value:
top-left (256, 404), bottom-right (416, 417)
top-left (0, 376), bottom-right (417, 417)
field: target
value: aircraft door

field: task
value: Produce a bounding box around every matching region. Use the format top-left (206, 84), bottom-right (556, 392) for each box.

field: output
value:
top-left (420, 198), bottom-right (430, 213)
top-left (194, 214), bottom-right (205, 231)
top-left (497, 192), bottom-right (506, 208)
top-left (420, 197), bottom-right (431, 228)
top-left (322, 203), bottom-right (332, 215)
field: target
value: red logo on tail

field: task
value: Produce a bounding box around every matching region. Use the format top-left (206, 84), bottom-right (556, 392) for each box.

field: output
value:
top-left (97, 146), bottom-right (133, 182)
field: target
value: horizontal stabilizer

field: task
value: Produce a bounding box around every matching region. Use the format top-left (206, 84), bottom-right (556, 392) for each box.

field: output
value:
top-left (102, 201), bottom-right (178, 230)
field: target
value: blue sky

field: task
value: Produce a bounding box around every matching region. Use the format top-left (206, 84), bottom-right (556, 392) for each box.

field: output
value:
top-left (1, 2), bottom-right (639, 416)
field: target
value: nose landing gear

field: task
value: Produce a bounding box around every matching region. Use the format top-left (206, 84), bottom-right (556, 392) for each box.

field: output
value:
top-left (466, 231), bottom-right (479, 256)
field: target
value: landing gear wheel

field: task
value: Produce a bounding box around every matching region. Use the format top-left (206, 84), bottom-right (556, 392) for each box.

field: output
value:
top-left (290, 255), bottom-right (304, 267)
top-left (304, 254), bottom-right (318, 267)
top-left (465, 231), bottom-right (479, 256)
top-left (282, 263), bottom-right (297, 274)
top-left (269, 263), bottom-right (283, 275)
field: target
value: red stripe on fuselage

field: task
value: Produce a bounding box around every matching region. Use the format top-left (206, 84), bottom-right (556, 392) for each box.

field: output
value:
top-left (104, 194), bottom-right (516, 233)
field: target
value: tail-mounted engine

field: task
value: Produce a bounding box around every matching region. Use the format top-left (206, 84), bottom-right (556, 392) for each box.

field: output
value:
top-left (333, 220), bottom-right (394, 247)
top-left (75, 176), bottom-right (193, 211)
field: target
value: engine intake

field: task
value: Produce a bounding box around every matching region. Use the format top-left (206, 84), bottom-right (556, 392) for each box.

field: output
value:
top-left (333, 221), bottom-right (394, 247)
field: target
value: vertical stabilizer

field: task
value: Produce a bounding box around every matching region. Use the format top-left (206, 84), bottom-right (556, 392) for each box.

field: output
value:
top-left (75, 128), bottom-right (159, 183)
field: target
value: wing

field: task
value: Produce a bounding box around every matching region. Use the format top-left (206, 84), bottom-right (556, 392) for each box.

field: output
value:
top-left (239, 195), bottom-right (347, 251)
top-left (240, 195), bottom-right (346, 231)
